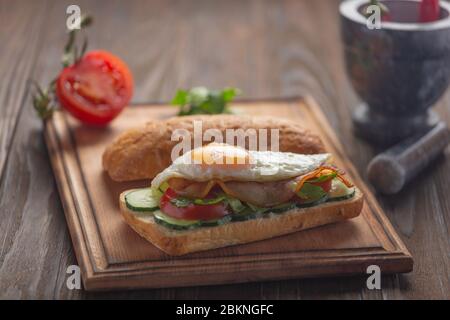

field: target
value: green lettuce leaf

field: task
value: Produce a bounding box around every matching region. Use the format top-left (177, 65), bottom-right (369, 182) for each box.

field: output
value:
top-left (297, 182), bottom-right (327, 201)
top-left (227, 197), bottom-right (247, 213)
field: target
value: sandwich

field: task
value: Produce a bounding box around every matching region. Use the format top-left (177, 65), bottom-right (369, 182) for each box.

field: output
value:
top-left (120, 143), bottom-right (364, 255)
top-left (103, 115), bottom-right (326, 181)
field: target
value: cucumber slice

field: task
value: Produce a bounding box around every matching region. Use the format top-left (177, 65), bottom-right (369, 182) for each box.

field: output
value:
top-left (246, 203), bottom-right (270, 214)
top-left (153, 210), bottom-right (201, 230)
top-left (328, 179), bottom-right (355, 200)
top-left (200, 215), bottom-right (232, 227)
top-left (153, 210), bottom-right (232, 230)
top-left (125, 188), bottom-right (159, 212)
top-left (270, 202), bottom-right (297, 214)
top-left (327, 190), bottom-right (355, 202)
top-left (141, 179), bottom-right (357, 232)
top-left (231, 208), bottom-right (264, 221)
top-left (296, 195), bottom-right (329, 208)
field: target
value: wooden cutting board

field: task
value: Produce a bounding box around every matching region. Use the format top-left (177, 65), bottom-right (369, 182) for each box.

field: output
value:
top-left (44, 97), bottom-right (413, 291)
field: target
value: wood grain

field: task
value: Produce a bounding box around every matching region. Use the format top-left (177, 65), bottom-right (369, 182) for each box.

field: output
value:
top-left (0, 0), bottom-right (448, 299)
top-left (44, 99), bottom-right (412, 291)
top-left (0, 0), bottom-right (49, 183)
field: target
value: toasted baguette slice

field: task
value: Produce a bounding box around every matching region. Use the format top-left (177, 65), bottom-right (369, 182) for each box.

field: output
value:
top-left (120, 189), bottom-right (364, 256)
top-left (103, 115), bottom-right (326, 182)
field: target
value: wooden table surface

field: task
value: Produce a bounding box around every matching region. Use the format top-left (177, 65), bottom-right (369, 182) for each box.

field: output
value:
top-left (0, 0), bottom-right (449, 300)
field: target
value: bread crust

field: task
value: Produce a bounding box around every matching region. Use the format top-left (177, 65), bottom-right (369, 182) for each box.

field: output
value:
top-left (103, 115), bottom-right (326, 181)
top-left (120, 189), bottom-right (364, 256)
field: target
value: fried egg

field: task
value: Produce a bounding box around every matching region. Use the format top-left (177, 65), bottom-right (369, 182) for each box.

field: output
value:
top-left (151, 143), bottom-right (331, 188)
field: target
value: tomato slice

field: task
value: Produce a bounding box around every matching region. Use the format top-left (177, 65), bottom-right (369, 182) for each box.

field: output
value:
top-left (160, 188), bottom-right (230, 221)
top-left (56, 50), bottom-right (133, 126)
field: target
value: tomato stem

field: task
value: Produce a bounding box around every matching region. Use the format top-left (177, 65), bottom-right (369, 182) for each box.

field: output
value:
top-left (31, 79), bottom-right (57, 120)
top-left (32, 15), bottom-right (93, 120)
top-left (62, 15), bottom-right (93, 67)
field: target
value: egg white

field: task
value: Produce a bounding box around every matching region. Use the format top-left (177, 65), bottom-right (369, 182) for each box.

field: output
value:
top-left (151, 146), bottom-right (331, 188)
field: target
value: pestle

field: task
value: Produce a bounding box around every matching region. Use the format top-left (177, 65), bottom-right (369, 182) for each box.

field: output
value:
top-left (367, 122), bottom-right (450, 195)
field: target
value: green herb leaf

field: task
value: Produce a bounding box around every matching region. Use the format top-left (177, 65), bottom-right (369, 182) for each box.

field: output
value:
top-left (32, 81), bottom-right (57, 120)
top-left (189, 87), bottom-right (209, 106)
top-left (79, 36), bottom-right (89, 60)
top-left (297, 182), bottom-right (327, 201)
top-left (205, 91), bottom-right (227, 114)
top-left (64, 31), bottom-right (76, 56)
top-left (221, 87), bottom-right (240, 102)
top-left (171, 86), bottom-right (241, 116)
top-left (171, 89), bottom-right (188, 105)
top-left (226, 197), bottom-right (247, 213)
top-left (80, 15), bottom-right (93, 28)
top-left (246, 202), bottom-right (270, 214)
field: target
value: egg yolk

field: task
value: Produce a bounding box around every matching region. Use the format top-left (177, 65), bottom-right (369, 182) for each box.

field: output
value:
top-left (191, 143), bottom-right (252, 168)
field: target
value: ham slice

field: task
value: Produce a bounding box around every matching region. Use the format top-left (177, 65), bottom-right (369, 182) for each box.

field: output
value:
top-left (221, 180), bottom-right (296, 207)
top-left (166, 166), bottom-right (353, 207)
top-left (168, 177), bottom-right (296, 207)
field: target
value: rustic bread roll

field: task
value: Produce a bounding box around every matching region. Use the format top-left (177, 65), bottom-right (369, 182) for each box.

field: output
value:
top-left (103, 115), bottom-right (326, 181)
top-left (120, 188), bottom-right (364, 256)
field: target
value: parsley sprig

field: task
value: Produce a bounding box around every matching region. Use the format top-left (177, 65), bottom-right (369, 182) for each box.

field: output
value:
top-left (171, 87), bottom-right (241, 116)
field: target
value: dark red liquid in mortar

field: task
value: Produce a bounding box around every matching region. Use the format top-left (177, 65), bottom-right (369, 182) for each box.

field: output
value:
top-left (361, 0), bottom-right (448, 23)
